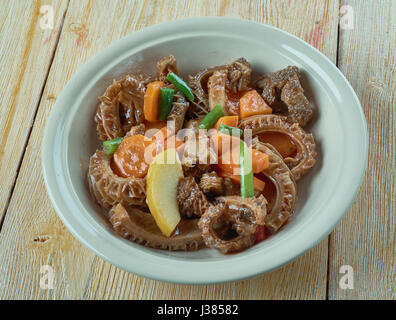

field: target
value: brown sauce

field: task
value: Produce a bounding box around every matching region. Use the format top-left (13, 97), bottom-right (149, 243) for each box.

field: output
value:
top-left (226, 90), bottom-right (246, 115)
top-left (257, 131), bottom-right (297, 158)
top-left (213, 221), bottom-right (238, 241)
top-left (119, 103), bottom-right (133, 128)
top-left (255, 173), bottom-right (277, 212)
top-left (200, 73), bottom-right (212, 94)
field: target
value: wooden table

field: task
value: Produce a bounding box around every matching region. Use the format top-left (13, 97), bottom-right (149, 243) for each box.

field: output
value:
top-left (0, 0), bottom-right (394, 300)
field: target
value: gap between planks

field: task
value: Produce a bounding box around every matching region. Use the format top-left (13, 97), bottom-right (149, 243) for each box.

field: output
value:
top-left (326, 0), bottom-right (342, 300)
top-left (0, 0), bottom-right (70, 233)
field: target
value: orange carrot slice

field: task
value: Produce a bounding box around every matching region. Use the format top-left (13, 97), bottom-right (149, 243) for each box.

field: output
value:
top-left (112, 135), bottom-right (153, 178)
top-left (144, 81), bottom-right (166, 122)
top-left (240, 90), bottom-right (272, 119)
top-left (214, 115), bottom-right (239, 130)
top-left (217, 147), bottom-right (269, 175)
top-left (257, 131), bottom-right (297, 158)
top-left (250, 149), bottom-right (270, 173)
top-left (211, 132), bottom-right (241, 156)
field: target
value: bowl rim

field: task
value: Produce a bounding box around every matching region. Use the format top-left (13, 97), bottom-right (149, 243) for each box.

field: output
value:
top-left (42, 17), bottom-right (368, 284)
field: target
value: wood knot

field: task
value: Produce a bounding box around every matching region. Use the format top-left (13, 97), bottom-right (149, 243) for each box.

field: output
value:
top-left (33, 235), bottom-right (51, 243)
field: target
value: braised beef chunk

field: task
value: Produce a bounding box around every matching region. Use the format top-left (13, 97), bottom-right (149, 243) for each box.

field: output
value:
top-left (181, 135), bottom-right (217, 168)
top-left (227, 57), bottom-right (252, 93)
top-left (177, 177), bottom-right (211, 218)
top-left (207, 70), bottom-right (227, 110)
top-left (166, 89), bottom-right (189, 132)
top-left (183, 117), bottom-right (204, 134)
top-left (199, 172), bottom-right (224, 196)
top-left (182, 164), bottom-right (211, 180)
top-left (280, 74), bottom-right (312, 128)
top-left (125, 123), bottom-right (145, 137)
top-left (257, 66), bottom-right (299, 106)
top-left (156, 54), bottom-right (178, 81)
top-left (181, 134), bottom-right (216, 180)
top-left (223, 177), bottom-right (241, 196)
top-left (256, 66), bottom-right (312, 127)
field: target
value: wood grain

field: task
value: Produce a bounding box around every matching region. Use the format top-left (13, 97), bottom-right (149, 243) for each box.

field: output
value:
top-left (0, 0), bottom-right (341, 299)
top-left (327, 0), bottom-right (395, 300)
top-left (0, 0), bottom-right (69, 222)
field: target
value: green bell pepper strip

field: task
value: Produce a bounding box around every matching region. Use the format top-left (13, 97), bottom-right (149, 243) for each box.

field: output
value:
top-left (239, 139), bottom-right (254, 198)
top-left (158, 87), bottom-right (174, 121)
top-left (217, 123), bottom-right (243, 137)
top-left (198, 104), bottom-right (225, 130)
top-left (103, 137), bottom-right (123, 155)
top-left (166, 72), bottom-right (195, 101)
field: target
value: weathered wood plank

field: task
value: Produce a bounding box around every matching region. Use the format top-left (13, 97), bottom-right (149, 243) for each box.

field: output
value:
top-left (328, 0), bottom-right (395, 300)
top-left (0, 0), bottom-right (339, 299)
top-left (0, 0), bottom-right (69, 222)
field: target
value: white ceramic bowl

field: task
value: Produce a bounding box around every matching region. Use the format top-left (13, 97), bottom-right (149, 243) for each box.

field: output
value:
top-left (42, 17), bottom-right (367, 284)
